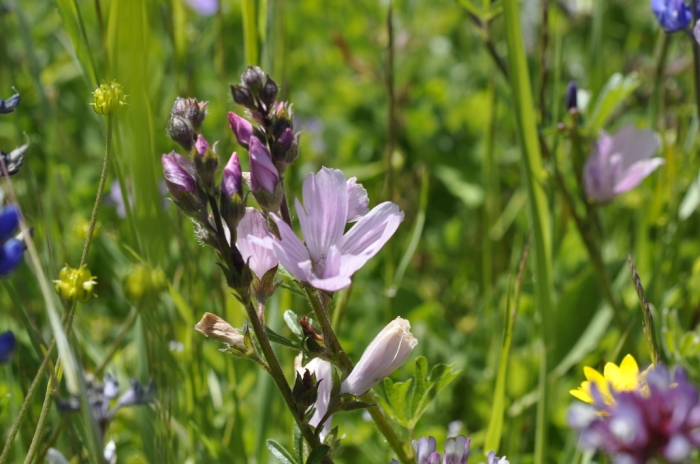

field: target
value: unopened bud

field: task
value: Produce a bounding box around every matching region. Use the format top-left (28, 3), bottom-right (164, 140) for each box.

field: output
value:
top-left (193, 135), bottom-right (219, 189)
top-left (167, 115), bottom-right (196, 151)
top-left (260, 75), bottom-right (279, 109)
top-left (90, 81), bottom-right (127, 115)
top-left (242, 66), bottom-right (265, 92)
top-left (54, 265), bottom-right (98, 303)
top-left (566, 81), bottom-right (578, 112)
top-left (194, 312), bottom-right (245, 348)
top-left (340, 317), bottom-right (417, 396)
top-left (162, 151), bottom-right (208, 218)
top-left (249, 138), bottom-right (279, 194)
top-left (230, 84), bottom-right (256, 109)
top-left (171, 97), bottom-right (208, 132)
top-left (228, 112), bottom-right (253, 148)
top-left (220, 153), bottom-right (246, 231)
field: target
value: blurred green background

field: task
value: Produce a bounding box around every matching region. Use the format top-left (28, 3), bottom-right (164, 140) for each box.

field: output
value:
top-left (1, 0), bottom-right (700, 462)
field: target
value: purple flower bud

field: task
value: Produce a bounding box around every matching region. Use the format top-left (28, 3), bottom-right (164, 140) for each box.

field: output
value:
top-left (167, 115), bottom-right (196, 151)
top-left (260, 75), bottom-right (279, 108)
top-left (279, 128), bottom-right (294, 150)
top-left (162, 151), bottom-right (196, 195)
top-left (0, 331), bottom-right (16, 364)
top-left (170, 97), bottom-right (207, 132)
top-left (340, 317), bottom-right (417, 396)
top-left (230, 84), bottom-right (256, 109)
top-left (566, 81), bottom-right (578, 111)
top-left (0, 205), bottom-right (20, 242)
top-left (249, 138), bottom-right (279, 194)
top-left (652, 0), bottom-right (693, 33)
top-left (0, 92), bottom-right (20, 115)
top-left (194, 135), bottom-right (209, 159)
top-left (228, 112), bottom-right (253, 147)
top-left (242, 66), bottom-right (265, 91)
top-left (413, 437), bottom-right (440, 464)
top-left (443, 436), bottom-right (470, 464)
top-left (222, 153), bottom-right (243, 199)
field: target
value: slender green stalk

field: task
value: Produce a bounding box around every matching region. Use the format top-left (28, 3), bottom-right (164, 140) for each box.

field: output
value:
top-left (95, 306), bottom-right (140, 376)
top-left (502, 1), bottom-right (554, 463)
top-left (304, 287), bottom-right (413, 464)
top-left (80, 115), bottom-right (113, 266)
top-left (692, 0), bottom-right (700, 129)
top-left (23, 382), bottom-right (54, 464)
top-left (381, 0), bottom-right (396, 202)
top-left (649, 32), bottom-right (670, 129)
top-left (241, 0), bottom-right (259, 66)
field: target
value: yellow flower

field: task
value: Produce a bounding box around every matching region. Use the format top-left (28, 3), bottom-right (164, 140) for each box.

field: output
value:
top-left (569, 354), bottom-right (649, 405)
top-left (54, 265), bottom-right (98, 303)
top-left (90, 81), bottom-right (127, 115)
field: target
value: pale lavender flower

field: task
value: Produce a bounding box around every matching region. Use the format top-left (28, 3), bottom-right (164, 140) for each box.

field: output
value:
top-left (185, 0), bottom-right (218, 16)
top-left (249, 137), bottom-right (279, 194)
top-left (296, 357), bottom-right (333, 439)
top-left (695, 19), bottom-right (700, 44)
top-left (584, 124), bottom-right (663, 203)
top-left (271, 167), bottom-right (403, 291)
top-left (486, 452), bottom-right (510, 464)
top-left (567, 364), bottom-right (700, 463)
top-left (236, 208), bottom-right (278, 279)
top-left (414, 437), bottom-right (441, 464)
top-left (340, 317), bottom-right (417, 395)
top-left (443, 435), bottom-right (470, 464)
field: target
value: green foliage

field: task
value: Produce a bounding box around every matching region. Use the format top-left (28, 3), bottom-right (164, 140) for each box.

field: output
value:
top-left (587, 73), bottom-right (641, 134)
top-left (378, 356), bottom-right (460, 429)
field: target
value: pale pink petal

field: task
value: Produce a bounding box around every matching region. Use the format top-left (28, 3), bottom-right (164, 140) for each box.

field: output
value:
top-left (339, 202), bottom-right (404, 274)
top-left (613, 158), bottom-right (665, 195)
top-left (297, 358), bottom-right (333, 439)
top-left (307, 274), bottom-right (352, 292)
top-left (607, 125), bottom-right (660, 170)
top-left (236, 208), bottom-right (278, 279)
top-left (296, 168), bottom-right (348, 264)
top-left (346, 177), bottom-right (369, 222)
top-left (270, 215), bottom-right (312, 282)
top-left (305, 245), bottom-right (351, 291)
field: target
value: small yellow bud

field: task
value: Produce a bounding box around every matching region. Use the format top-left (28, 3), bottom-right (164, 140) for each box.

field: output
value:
top-left (123, 265), bottom-right (167, 305)
top-left (54, 265), bottom-right (98, 303)
top-left (90, 81), bottom-right (127, 115)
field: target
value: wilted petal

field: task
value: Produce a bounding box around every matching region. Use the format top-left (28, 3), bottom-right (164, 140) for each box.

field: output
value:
top-left (340, 317), bottom-right (417, 395)
top-left (195, 312), bottom-right (245, 347)
top-left (612, 158), bottom-right (665, 196)
top-left (297, 168), bottom-right (348, 265)
top-left (346, 177), bottom-right (369, 222)
top-left (236, 208), bottom-right (278, 279)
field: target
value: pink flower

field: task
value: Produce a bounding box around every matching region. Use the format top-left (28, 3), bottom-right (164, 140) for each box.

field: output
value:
top-left (249, 138), bottom-right (279, 194)
top-left (296, 357), bottom-right (333, 439)
top-left (584, 125), bottom-right (664, 203)
top-left (271, 167), bottom-right (403, 291)
top-left (228, 112), bottom-right (253, 148)
top-left (236, 208), bottom-right (278, 280)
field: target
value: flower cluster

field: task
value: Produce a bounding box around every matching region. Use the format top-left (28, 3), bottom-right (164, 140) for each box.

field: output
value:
top-left (569, 359), bottom-right (700, 463)
top-left (389, 434), bottom-right (509, 464)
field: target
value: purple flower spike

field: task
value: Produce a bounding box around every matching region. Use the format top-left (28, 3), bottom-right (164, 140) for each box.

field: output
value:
top-left (443, 436), bottom-right (470, 464)
top-left (271, 167), bottom-right (403, 291)
top-left (222, 153), bottom-right (243, 199)
top-left (279, 128), bottom-right (295, 150)
top-left (185, 0), bottom-right (218, 16)
top-left (584, 124), bottom-right (663, 203)
top-left (162, 152), bottom-right (196, 196)
top-left (568, 364), bottom-right (700, 464)
top-left (236, 208), bottom-right (278, 280)
top-left (228, 112), bottom-right (253, 148)
top-left (249, 138), bottom-right (279, 194)
top-left (652, 0), bottom-right (693, 32)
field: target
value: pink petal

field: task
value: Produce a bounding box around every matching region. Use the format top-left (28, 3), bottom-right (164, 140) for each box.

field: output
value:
top-left (607, 125), bottom-right (660, 171)
top-left (612, 158), bottom-right (665, 195)
top-left (236, 208), bottom-right (278, 279)
top-left (296, 168), bottom-right (348, 264)
top-left (346, 177), bottom-right (369, 222)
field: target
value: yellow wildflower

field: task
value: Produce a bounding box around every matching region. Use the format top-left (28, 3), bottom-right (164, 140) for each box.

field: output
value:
top-left (54, 264), bottom-right (98, 303)
top-left (570, 354), bottom-right (649, 405)
top-left (90, 81), bottom-right (127, 115)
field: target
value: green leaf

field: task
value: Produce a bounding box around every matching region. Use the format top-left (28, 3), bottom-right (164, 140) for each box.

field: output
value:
top-left (383, 378), bottom-right (413, 426)
top-left (305, 445), bottom-right (331, 464)
top-left (266, 325), bottom-right (300, 350)
top-left (587, 73), bottom-right (641, 133)
top-left (267, 440), bottom-right (299, 464)
top-left (293, 422), bottom-right (305, 464)
top-left (285, 310), bottom-right (305, 338)
top-left (434, 165), bottom-right (484, 208)
top-left (54, 0), bottom-right (98, 88)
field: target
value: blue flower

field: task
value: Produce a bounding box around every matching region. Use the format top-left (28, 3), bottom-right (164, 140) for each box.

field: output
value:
top-left (0, 205), bottom-right (24, 275)
top-left (0, 331), bottom-right (17, 364)
top-left (652, 0), bottom-right (693, 32)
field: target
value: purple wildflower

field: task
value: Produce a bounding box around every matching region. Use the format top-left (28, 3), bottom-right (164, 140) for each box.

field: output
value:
top-left (390, 435), bottom-right (502, 464)
top-left (0, 205), bottom-right (23, 275)
top-left (651, 0), bottom-right (693, 32)
top-left (0, 331), bottom-right (16, 363)
top-left (584, 124), bottom-right (663, 203)
top-left (271, 167), bottom-right (403, 291)
top-left (185, 0), bottom-right (218, 16)
top-left (162, 152), bottom-right (196, 196)
top-left (236, 208), bottom-right (278, 280)
top-left (567, 364), bottom-right (700, 463)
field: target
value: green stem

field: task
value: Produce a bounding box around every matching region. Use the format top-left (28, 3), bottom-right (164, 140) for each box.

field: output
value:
top-left (304, 287), bottom-right (413, 464)
top-left (692, 0), bottom-right (700, 128)
top-left (23, 382), bottom-right (54, 464)
top-left (95, 306), bottom-right (140, 377)
top-left (241, 298), bottom-right (330, 462)
top-left (80, 115), bottom-right (113, 266)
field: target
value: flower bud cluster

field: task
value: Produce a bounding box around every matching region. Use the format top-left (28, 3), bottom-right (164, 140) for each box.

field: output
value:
top-left (53, 264), bottom-right (98, 303)
top-left (90, 81), bottom-right (128, 116)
